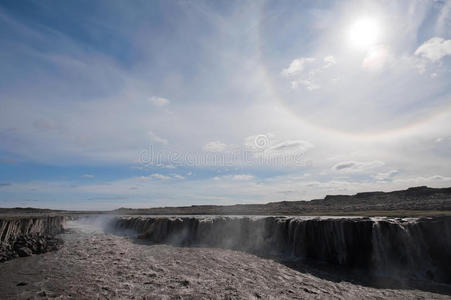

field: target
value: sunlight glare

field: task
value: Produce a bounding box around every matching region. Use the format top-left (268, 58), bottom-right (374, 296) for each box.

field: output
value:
top-left (347, 17), bottom-right (381, 50)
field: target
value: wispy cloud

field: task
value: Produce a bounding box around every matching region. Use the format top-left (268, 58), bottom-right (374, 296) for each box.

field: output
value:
top-left (332, 161), bottom-right (384, 173)
top-left (148, 131), bottom-right (168, 145)
top-left (139, 173), bottom-right (171, 181)
top-left (266, 140), bottom-right (314, 154)
top-left (148, 96), bottom-right (170, 107)
top-left (203, 141), bottom-right (228, 152)
top-left (374, 170), bottom-right (399, 181)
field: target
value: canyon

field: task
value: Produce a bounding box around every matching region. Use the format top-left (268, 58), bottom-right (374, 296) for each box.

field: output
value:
top-left (1, 186), bottom-right (451, 298)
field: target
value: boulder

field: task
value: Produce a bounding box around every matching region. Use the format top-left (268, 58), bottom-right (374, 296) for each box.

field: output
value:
top-left (17, 247), bottom-right (32, 257)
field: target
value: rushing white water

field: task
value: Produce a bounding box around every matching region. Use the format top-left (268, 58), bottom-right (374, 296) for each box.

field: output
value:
top-left (110, 215), bottom-right (451, 284)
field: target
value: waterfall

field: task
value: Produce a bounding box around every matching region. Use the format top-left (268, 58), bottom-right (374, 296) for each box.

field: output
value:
top-left (371, 217), bottom-right (451, 283)
top-left (111, 216), bottom-right (451, 284)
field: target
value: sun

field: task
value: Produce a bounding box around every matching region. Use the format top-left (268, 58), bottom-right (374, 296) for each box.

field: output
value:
top-left (347, 17), bottom-right (381, 50)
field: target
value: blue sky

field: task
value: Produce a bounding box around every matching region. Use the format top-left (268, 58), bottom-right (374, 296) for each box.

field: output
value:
top-left (0, 0), bottom-right (450, 209)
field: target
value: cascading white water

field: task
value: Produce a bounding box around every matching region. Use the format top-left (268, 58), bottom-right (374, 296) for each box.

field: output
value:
top-left (110, 215), bottom-right (451, 284)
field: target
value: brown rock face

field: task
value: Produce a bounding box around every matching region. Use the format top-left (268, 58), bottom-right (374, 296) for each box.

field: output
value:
top-left (0, 216), bottom-right (65, 262)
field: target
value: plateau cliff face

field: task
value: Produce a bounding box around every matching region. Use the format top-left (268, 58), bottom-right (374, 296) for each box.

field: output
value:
top-left (112, 216), bottom-right (451, 284)
top-left (113, 186), bottom-right (451, 215)
top-left (0, 216), bottom-right (66, 262)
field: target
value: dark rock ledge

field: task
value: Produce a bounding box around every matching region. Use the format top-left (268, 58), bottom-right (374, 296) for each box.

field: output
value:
top-left (0, 216), bottom-right (65, 262)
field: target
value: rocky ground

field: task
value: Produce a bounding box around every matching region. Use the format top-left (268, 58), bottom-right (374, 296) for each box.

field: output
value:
top-left (0, 234), bottom-right (63, 262)
top-left (0, 215), bottom-right (66, 262)
top-left (0, 221), bottom-right (450, 299)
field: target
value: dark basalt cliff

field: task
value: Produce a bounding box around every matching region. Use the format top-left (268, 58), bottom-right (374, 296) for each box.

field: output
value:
top-left (113, 186), bottom-right (451, 215)
top-left (112, 216), bottom-right (451, 284)
top-left (0, 216), bottom-right (65, 262)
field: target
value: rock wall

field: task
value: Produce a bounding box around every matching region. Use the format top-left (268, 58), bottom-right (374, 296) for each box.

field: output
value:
top-left (112, 216), bottom-right (451, 284)
top-left (0, 216), bottom-right (66, 262)
top-left (112, 186), bottom-right (451, 215)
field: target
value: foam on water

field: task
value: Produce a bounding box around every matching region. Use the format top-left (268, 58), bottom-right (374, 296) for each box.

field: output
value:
top-left (108, 215), bottom-right (451, 284)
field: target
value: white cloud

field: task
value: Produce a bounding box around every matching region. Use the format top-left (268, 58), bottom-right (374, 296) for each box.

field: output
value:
top-left (281, 56), bottom-right (336, 91)
top-left (139, 173), bottom-right (171, 180)
top-left (281, 57), bottom-right (315, 76)
top-left (395, 175), bottom-right (451, 184)
top-left (231, 174), bottom-right (254, 181)
top-left (374, 170), bottom-right (399, 181)
top-left (148, 96), bottom-right (170, 107)
top-left (213, 174), bottom-right (255, 181)
top-left (81, 174), bottom-right (94, 178)
top-left (415, 37), bottom-right (451, 62)
top-left (203, 141), bottom-right (228, 152)
top-left (292, 79), bottom-right (320, 91)
top-left (148, 131), bottom-right (168, 145)
top-left (323, 56), bottom-right (336, 68)
top-left (241, 136), bottom-right (313, 167)
top-left (332, 160), bottom-right (384, 173)
top-left (266, 140), bottom-right (314, 154)
top-left (429, 175), bottom-right (451, 181)
top-left (151, 173), bottom-right (171, 180)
